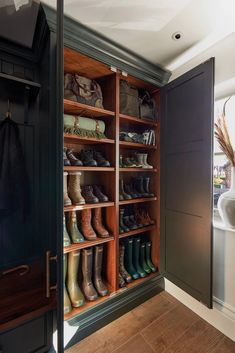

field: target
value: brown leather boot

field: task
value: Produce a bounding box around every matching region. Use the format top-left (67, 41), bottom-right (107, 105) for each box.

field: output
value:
top-left (92, 208), bottom-right (109, 238)
top-left (81, 209), bottom-right (97, 240)
top-left (64, 172), bottom-right (72, 206)
top-left (68, 172), bottom-right (85, 205)
top-left (82, 185), bottom-right (99, 204)
top-left (82, 248), bottom-right (98, 301)
top-left (93, 245), bottom-right (109, 296)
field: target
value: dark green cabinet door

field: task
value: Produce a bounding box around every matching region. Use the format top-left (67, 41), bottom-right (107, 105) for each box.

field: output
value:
top-left (160, 58), bottom-right (214, 308)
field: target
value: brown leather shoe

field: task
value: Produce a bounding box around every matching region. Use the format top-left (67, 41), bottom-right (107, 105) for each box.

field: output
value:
top-left (82, 185), bottom-right (99, 204)
top-left (67, 149), bottom-right (83, 166)
top-left (93, 245), bottom-right (109, 296)
top-left (82, 248), bottom-right (98, 301)
top-left (92, 208), bottom-right (109, 238)
top-left (81, 209), bottom-right (97, 240)
top-left (68, 172), bottom-right (85, 205)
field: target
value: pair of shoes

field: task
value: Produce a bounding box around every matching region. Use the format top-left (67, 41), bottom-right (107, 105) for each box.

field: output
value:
top-left (134, 206), bottom-right (155, 227)
top-left (120, 153), bottom-right (153, 169)
top-left (119, 177), bottom-right (154, 200)
top-left (64, 148), bottom-right (83, 166)
top-left (64, 172), bottom-right (85, 206)
top-left (82, 185), bottom-right (109, 204)
top-left (119, 207), bottom-right (146, 233)
top-left (78, 150), bottom-right (110, 167)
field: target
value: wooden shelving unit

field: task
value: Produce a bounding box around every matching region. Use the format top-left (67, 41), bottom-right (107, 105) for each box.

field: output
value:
top-left (63, 46), bottom-right (160, 322)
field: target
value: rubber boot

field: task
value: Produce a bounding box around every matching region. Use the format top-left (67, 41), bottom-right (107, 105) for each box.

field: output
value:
top-left (92, 208), bottom-right (109, 238)
top-left (124, 184), bottom-right (138, 198)
top-left (64, 254), bottom-right (72, 314)
top-left (67, 250), bottom-right (85, 307)
top-left (68, 211), bottom-right (84, 243)
top-left (68, 172), bottom-right (85, 205)
top-left (143, 154), bottom-right (153, 169)
top-left (64, 172), bottom-right (72, 206)
top-left (82, 248), bottom-right (98, 301)
top-left (134, 177), bottom-right (149, 197)
top-left (119, 208), bottom-right (130, 233)
top-left (133, 238), bottom-right (146, 277)
top-left (64, 214), bottom-right (71, 247)
top-left (143, 177), bottom-right (154, 197)
top-left (119, 273), bottom-right (126, 288)
top-left (119, 179), bottom-right (132, 200)
top-left (119, 243), bottom-right (132, 283)
top-left (145, 241), bottom-right (157, 272)
top-left (140, 243), bottom-right (151, 274)
top-left (124, 239), bottom-right (139, 280)
top-left (81, 209), bottom-right (97, 240)
top-left (93, 245), bottom-right (109, 296)
top-left (123, 215), bottom-right (138, 230)
top-left (136, 153), bottom-right (145, 168)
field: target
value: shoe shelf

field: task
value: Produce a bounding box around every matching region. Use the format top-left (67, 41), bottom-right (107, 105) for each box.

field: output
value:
top-left (119, 224), bottom-right (156, 239)
top-left (64, 133), bottom-right (115, 145)
top-left (120, 167), bottom-right (157, 172)
top-left (64, 99), bottom-right (115, 119)
top-left (119, 141), bottom-right (157, 150)
top-left (119, 113), bottom-right (157, 127)
top-left (64, 202), bottom-right (115, 212)
top-left (119, 197), bottom-right (157, 206)
top-left (64, 166), bottom-right (115, 172)
top-left (64, 236), bottom-right (115, 253)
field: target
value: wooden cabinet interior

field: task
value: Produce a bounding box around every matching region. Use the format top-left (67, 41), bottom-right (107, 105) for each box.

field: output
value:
top-left (64, 47), bottom-right (161, 321)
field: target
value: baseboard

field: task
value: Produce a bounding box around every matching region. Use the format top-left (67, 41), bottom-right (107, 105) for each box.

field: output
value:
top-left (165, 279), bottom-right (235, 342)
top-left (64, 274), bottom-right (164, 349)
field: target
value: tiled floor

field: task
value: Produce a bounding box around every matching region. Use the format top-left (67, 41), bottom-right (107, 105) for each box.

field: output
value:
top-left (66, 291), bottom-right (235, 353)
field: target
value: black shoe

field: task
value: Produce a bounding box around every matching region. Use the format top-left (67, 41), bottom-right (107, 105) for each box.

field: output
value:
top-left (67, 149), bottom-right (83, 166)
top-left (79, 150), bottom-right (97, 167)
top-left (93, 151), bottom-right (110, 167)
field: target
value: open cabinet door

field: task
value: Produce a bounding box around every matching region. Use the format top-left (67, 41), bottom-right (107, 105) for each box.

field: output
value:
top-left (160, 58), bottom-right (214, 308)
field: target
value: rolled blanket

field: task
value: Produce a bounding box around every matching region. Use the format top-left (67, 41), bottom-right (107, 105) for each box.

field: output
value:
top-left (64, 114), bottom-right (106, 139)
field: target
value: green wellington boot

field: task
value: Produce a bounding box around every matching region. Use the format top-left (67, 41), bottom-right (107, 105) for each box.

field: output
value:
top-left (63, 214), bottom-right (71, 247)
top-left (140, 243), bottom-right (151, 274)
top-left (67, 250), bottom-right (85, 308)
top-left (133, 238), bottom-right (146, 278)
top-left (124, 239), bottom-right (139, 280)
top-left (145, 241), bottom-right (157, 272)
top-left (64, 254), bottom-right (72, 315)
top-left (68, 211), bottom-right (84, 243)
top-left (82, 248), bottom-right (98, 301)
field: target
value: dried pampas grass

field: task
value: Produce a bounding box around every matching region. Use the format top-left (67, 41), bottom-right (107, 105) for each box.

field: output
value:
top-left (215, 96), bottom-right (235, 167)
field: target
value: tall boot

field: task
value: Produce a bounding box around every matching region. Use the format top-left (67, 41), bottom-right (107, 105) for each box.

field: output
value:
top-left (68, 211), bottom-right (84, 243)
top-left (136, 153), bottom-right (145, 168)
top-left (119, 273), bottom-right (126, 288)
top-left (134, 177), bottom-right (149, 197)
top-left (119, 208), bottom-right (130, 233)
top-left (82, 248), bottom-right (98, 301)
top-left (64, 254), bottom-right (72, 314)
top-left (143, 154), bottom-right (153, 169)
top-left (119, 179), bottom-right (131, 200)
top-left (140, 243), bottom-right (151, 274)
top-left (64, 172), bottom-right (72, 206)
top-left (81, 209), bottom-right (97, 240)
top-left (124, 239), bottom-right (139, 280)
top-left (93, 245), bottom-right (109, 296)
top-left (68, 172), bottom-right (85, 205)
top-left (64, 214), bottom-right (71, 247)
top-left (119, 243), bottom-right (132, 283)
top-left (145, 241), bottom-right (157, 272)
top-left (67, 250), bottom-right (85, 307)
top-left (92, 208), bottom-right (109, 238)
top-left (133, 238), bottom-right (146, 278)
top-left (143, 177), bottom-right (154, 197)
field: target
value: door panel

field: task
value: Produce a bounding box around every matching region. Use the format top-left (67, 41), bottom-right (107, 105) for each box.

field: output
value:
top-left (161, 58), bottom-right (214, 307)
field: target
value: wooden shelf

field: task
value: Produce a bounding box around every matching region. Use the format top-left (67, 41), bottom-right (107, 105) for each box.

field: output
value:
top-left (120, 113), bottom-right (157, 127)
top-left (119, 225), bottom-right (156, 239)
top-left (120, 167), bottom-right (157, 172)
top-left (64, 236), bottom-right (114, 253)
top-left (119, 141), bottom-right (157, 150)
top-left (119, 197), bottom-right (157, 205)
top-left (64, 202), bottom-right (115, 212)
top-left (64, 133), bottom-right (115, 145)
top-left (64, 99), bottom-right (115, 118)
top-left (64, 166), bottom-right (115, 172)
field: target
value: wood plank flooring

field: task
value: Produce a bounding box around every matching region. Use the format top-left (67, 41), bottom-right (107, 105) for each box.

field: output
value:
top-left (66, 291), bottom-right (235, 353)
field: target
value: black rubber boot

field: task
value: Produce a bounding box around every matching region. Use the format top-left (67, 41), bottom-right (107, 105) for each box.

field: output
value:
top-left (145, 241), bottom-right (157, 272)
top-left (133, 238), bottom-right (146, 278)
top-left (124, 184), bottom-right (138, 198)
top-left (123, 215), bottom-right (138, 230)
top-left (134, 177), bottom-right (149, 197)
top-left (124, 239), bottom-right (139, 280)
top-left (140, 243), bottom-right (151, 274)
top-left (143, 177), bottom-right (154, 197)
top-left (119, 208), bottom-right (130, 233)
top-left (119, 243), bottom-right (132, 283)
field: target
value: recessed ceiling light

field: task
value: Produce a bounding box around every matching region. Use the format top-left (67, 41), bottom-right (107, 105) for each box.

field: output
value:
top-left (172, 32), bottom-right (182, 41)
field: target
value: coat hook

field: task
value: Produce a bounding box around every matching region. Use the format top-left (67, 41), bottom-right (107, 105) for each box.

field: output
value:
top-left (6, 99), bottom-right (11, 119)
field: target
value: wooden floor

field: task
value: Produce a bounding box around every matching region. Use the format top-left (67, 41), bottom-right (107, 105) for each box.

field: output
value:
top-left (66, 291), bottom-right (235, 353)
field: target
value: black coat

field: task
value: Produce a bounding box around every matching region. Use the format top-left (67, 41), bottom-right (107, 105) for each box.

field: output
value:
top-left (0, 117), bottom-right (29, 218)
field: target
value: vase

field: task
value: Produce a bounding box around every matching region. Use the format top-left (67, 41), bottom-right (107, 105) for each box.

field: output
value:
top-left (218, 166), bottom-right (235, 228)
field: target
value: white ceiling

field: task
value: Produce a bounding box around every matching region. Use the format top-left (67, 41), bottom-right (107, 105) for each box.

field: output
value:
top-left (44, 0), bottom-right (235, 96)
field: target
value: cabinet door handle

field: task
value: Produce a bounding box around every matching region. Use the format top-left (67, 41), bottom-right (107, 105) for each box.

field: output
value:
top-left (46, 250), bottom-right (57, 298)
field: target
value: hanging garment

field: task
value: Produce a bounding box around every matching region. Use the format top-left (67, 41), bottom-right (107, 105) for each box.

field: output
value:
top-left (0, 117), bottom-right (29, 218)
